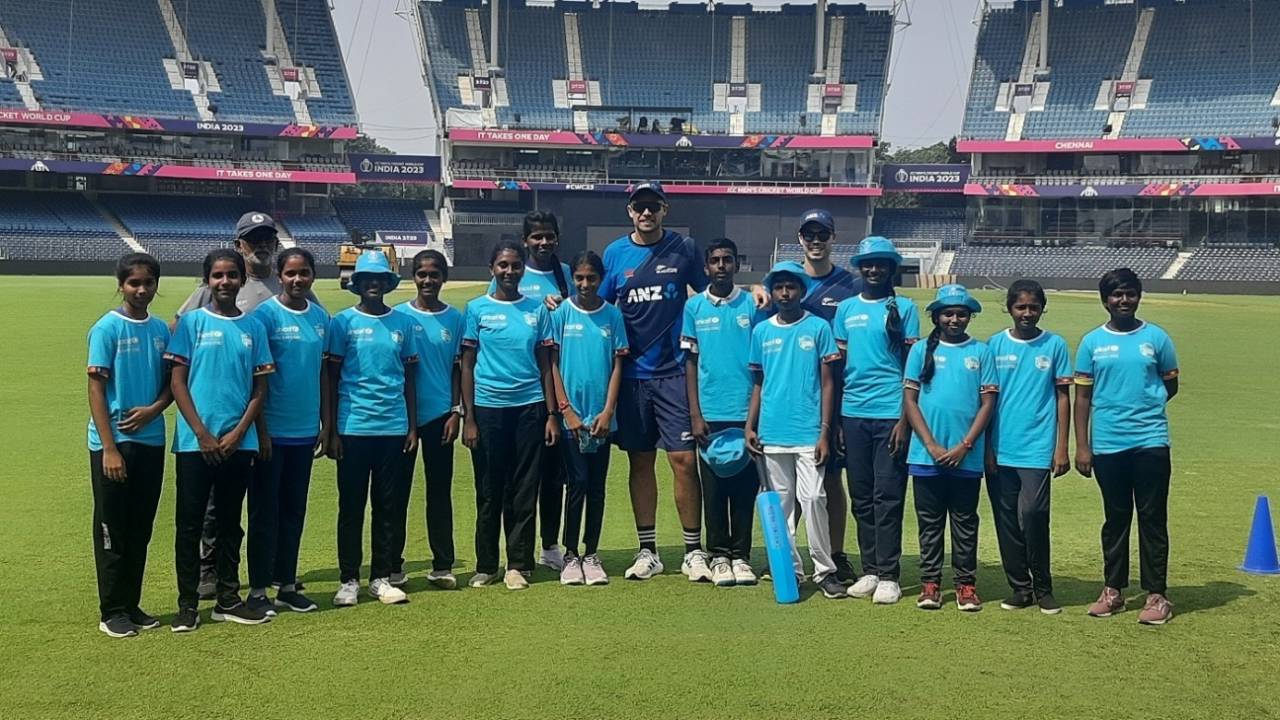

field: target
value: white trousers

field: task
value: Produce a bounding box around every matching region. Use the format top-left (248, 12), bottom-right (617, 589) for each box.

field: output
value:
top-left (762, 447), bottom-right (834, 582)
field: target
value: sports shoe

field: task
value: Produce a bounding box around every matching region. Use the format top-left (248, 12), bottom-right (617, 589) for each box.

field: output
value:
top-left (833, 553), bottom-right (858, 585)
top-left (369, 578), bottom-right (409, 604)
top-left (560, 554), bottom-right (585, 586)
top-left (246, 594), bottom-right (277, 618)
top-left (469, 571), bottom-right (502, 588)
top-left (211, 601), bottom-right (271, 625)
top-left (956, 584), bottom-right (983, 612)
top-left (819, 575), bottom-right (849, 599)
top-left (504, 569), bottom-right (529, 591)
top-left (917, 582), bottom-right (943, 610)
top-left (847, 574), bottom-right (879, 598)
top-left (170, 607), bottom-right (200, 633)
top-left (539, 545), bottom-right (566, 571)
top-left (1087, 586), bottom-right (1125, 617)
top-left (389, 571), bottom-right (408, 587)
top-left (1037, 593), bottom-right (1062, 615)
top-left (873, 580), bottom-right (902, 605)
top-left (333, 580), bottom-right (360, 607)
top-left (98, 613), bottom-right (137, 638)
top-left (427, 569), bottom-right (458, 590)
top-left (710, 557), bottom-right (735, 587)
top-left (731, 559), bottom-right (757, 586)
top-left (681, 550), bottom-right (713, 583)
top-left (1000, 591), bottom-right (1035, 610)
top-left (1138, 593), bottom-right (1173, 626)
top-left (582, 554), bottom-right (609, 586)
top-left (127, 607), bottom-right (160, 630)
top-left (624, 549), bottom-right (664, 580)
top-left (274, 590), bottom-right (318, 613)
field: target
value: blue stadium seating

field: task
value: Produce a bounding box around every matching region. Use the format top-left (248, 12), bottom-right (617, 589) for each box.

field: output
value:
top-left (419, 0), bottom-right (476, 117)
top-left (0, 190), bottom-right (127, 261)
top-left (1176, 245), bottom-right (1280, 282)
top-left (276, 0), bottom-right (359, 125)
top-left (0, 0), bottom-right (197, 118)
top-left (178, 0), bottom-right (297, 124)
top-left (744, 8), bottom-right (819, 134)
top-left (950, 245), bottom-right (1176, 278)
top-left (872, 208), bottom-right (966, 247)
top-left (962, 6), bottom-right (1030, 140)
top-left (332, 197), bottom-right (433, 237)
top-left (495, 4), bottom-right (573, 131)
top-left (833, 5), bottom-right (892, 135)
top-left (0, 79), bottom-right (23, 106)
top-left (283, 213), bottom-right (348, 264)
top-left (1021, 4), bottom-right (1132, 139)
top-left (101, 194), bottom-right (258, 261)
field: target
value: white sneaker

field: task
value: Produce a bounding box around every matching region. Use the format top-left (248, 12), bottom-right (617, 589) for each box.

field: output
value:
top-left (710, 557), bottom-right (735, 587)
top-left (369, 577), bottom-right (408, 604)
top-left (847, 574), bottom-right (879, 598)
top-left (427, 569), bottom-right (457, 590)
top-left (560, 555), bottom-right (585, 586)
top-left (538, 545), bottom-right (566, 571)
top-left (389, 571), bottom-right (408, 587)
top-left (333, 580), bottom-right (360, 607)
top-left (731, 559), bottom-right (758, 586)
top-left (504, 569), bottom-right (529, 590)
top-left (873, 580), bottom-right (902, 605)
top-left (624, 549), bottom-right (664, 580)
top-left (469, 571), bottom-right (501, 588)
top-left (681, 550), bottom-right (713, 583)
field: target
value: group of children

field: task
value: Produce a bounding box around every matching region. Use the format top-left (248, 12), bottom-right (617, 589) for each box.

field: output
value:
top-left (86, 208), bottom-right (1181, 639)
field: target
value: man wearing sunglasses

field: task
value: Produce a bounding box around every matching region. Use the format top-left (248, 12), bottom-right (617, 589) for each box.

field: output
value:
top-left (750, 209), bottom-right (864, 585)
top-left (600, 181), bottom-right (713, 583)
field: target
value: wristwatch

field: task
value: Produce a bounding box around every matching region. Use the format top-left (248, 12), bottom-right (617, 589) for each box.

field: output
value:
top-left (451, 404), bottom-right (466, 418)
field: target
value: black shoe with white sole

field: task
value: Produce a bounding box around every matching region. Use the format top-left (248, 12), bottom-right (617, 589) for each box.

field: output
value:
top-left (274, 590), bottom-right (318, 613)
top-left (128, 607), bottom-right (160, 630)
top-left (1037, 593), bottom-right (1063, 615)
top-left (171, 607), bottom-right (200, 633)
top-left (99, 614), bottom-right (138, 638)
top-left (211, 601), bottom-right (271, 625)
top-left (820, 575), bottom-right (850, 599)
top-left (1000, 591), bottom-right (1035, 610)
top-left (246, 594), bottom-right (277, 618)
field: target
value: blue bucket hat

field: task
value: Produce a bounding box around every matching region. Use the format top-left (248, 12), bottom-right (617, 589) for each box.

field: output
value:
top-left (762, 260), bottom-right (810, 293)
top-left (850, 235), bottom-right (904, 268)
top-left (926, 283), bottom-right (982, 314)
top-left (699, 427), bottom-right (753, 478)
top-left (349, 249), bottom-right (401, 295)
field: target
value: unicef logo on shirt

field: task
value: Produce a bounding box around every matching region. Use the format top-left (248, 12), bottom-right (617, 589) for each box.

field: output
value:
top-left (798, 335), bottom-right (816, 351)
top-left (963, 356), bottom-right (980, 371)
top-left (846, 313), bottom-right (870, 327)
top-left (1034, 355), bottom-right (1052, 371)
top-left (523, 312), bottom-right (539, 327)
top-left (736, 314), bottom-right (750, 329)
top-left (241, 333), bottom-right (253, 348)
top-left (1139, 342), bottom-right (1156, 358)
top-left (933, 354), bottom-right (947, 366)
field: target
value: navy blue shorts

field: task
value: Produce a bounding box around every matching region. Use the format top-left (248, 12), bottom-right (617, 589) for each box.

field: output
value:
top-left (614, 375), bottom-right (695, 453)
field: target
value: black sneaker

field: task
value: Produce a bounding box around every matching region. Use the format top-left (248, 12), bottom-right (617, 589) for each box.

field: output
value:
top-left (127, 607), bottom-right (160, 630)
top-left (1038, 593), bottom-right (1063, 615)
top-left (274, 590), bottom-right (318, 613)
top-left (211, 601), bottom-right (271, 625)
top-left (819, 575), bottom-right (849, 599)
top-left (246, 594), bottom-right (277, 618)
top-left (98, 613), bottom-right (138, 638)
top-left (1000, 591), bottom-right (1036, 610)
top-left (171, 607), bottom-right (200, 633)
top-left (832, 553), bottom-right (857, 585)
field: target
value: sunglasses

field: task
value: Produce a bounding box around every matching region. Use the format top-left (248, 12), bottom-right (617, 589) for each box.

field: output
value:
top-left (800, 230), bottom-right (832, 243)
top-left (630, 201), bottom-right (664, 215)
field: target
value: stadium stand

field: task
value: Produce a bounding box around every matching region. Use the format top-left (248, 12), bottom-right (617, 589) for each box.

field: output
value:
top-left (1175, 245), bottom-right (1280, 282)
top-left (282, 213), bottom-right (349, 264)
top-left (0, 190), bottom-right (125, 261)
top-left (276, 0), bottom-right (359, 126)
top-left (418, 0), bottom-right (476, 119)
top-left (950, 245), bottom-right (1177, 279)
top-left (872, 208), bottom-right (966, 248)
top-left (962, 6), bottom-right (1029, 140)
top-left (101, 194), bottom-right (255, 261)
top-left (493, 3), bottom-right (572, 131)
top-left (0, 80), bottom-right (24, 107)
top-left (177, 0), bottom-right (297, 124)
top-left (332, 197), bottom-right (433, 238)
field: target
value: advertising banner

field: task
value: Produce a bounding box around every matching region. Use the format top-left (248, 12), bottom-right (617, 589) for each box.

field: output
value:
top-left (0, 107), bottom-right (359, 139)
top-left (350, 153), bottom-right (441, 183)
top-left (0, 157), bottom-right (356, 184)
top-left (881, 163), bottom-right (969, 193)
top-left (448, 128), bottom-right (875, 150)
top-left (452, 179), bottom-right (880, 197)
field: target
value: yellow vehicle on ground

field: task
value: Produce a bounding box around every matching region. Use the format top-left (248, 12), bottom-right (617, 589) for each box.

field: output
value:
top-left (337, 240), bottom-right (399, 290)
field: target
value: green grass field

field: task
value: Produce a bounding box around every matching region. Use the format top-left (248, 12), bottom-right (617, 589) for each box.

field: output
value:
top-left (2, 275), bottom-right (1278, 719)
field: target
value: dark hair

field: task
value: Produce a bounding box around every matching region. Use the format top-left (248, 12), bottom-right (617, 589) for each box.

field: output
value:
top-left (522, 210), bottom-right (568, 298)
top-left (918, 307), bottom-right (971, 385)
top-left (115, 252), bottom-right (160, 285)
top-left (1006, 278), bottom-right (1047, 310)
top-left (276, 247), bottom-right (316, 274)
top-left (570, 249), bottom-right (604, 278)
top-left (489, 239), bottom-right (528, 266)
top-left (412, 249), bottom-right (450, 281)
top-left (885, 290), bottom-right (907, 368)
top-left (704, 237), bottom-right (739, 264)
top-left (1099, 267), bottom-right (1142, 300)
top-left (203, 248), bottom-right (246, 283)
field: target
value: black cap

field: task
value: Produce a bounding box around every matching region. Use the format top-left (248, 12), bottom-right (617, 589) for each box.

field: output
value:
top-left (235, 211), bottom-right (277, 239)
top-left (798, 208), bottom-right (835, 232)
top-left (628, 180), bottom-right (667, 202)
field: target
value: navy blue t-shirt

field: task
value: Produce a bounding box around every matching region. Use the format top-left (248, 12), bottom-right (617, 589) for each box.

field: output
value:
top-left (765, 261), bottom-right (863, 324)
top-left (601, 230), bottom-right (709, 380)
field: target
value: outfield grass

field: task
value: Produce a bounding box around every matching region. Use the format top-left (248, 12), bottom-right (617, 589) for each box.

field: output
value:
top-left (1, 275), bottom-right (1277, 719)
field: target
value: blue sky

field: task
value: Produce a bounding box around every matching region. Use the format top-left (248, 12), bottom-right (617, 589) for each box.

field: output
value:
top-left (332, 0), bottom-right (982, 153)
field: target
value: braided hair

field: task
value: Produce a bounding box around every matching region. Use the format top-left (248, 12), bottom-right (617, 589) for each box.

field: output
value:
top-left (918, 319), bottom-right (943, 386)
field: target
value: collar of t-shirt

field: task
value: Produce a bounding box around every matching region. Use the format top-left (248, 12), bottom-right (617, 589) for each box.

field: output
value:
top-left (704, 287), bottom-right (741, 306)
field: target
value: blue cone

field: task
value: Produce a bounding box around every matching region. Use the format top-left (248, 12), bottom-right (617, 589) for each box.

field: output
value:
top-left (1241, 495), bottom-right (1280, 575)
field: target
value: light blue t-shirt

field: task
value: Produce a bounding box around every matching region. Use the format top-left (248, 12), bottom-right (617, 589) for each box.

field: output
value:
top-left (326, 307), bottom-right (420, 436)
top-left (904, 337), bottom-right (999, 474)
top-left (166, 308), bottom-right (274, 453)
top-left (833, 294), bottom-right (920, 420)
top-left (681, 288), bottom-right (764, 423)
top-left (252, 298), bottom-right (329, 441)
top-left (86, 311), bottom-right (170, 450)
top-left (463, 294), bottom-right (552, 408)
top-left (988, 329), bottom-right (1073, 469)
top-left (749, 313), bottom-right (840, 447)
top-left (1074, 321), bottom-right (1179, 454)
top-left (396, 301), bottom-right (465, 425)
top-left (486, 262), bottom-right (574, 302)
top-left (549, 297), bottom-right (629, 430)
